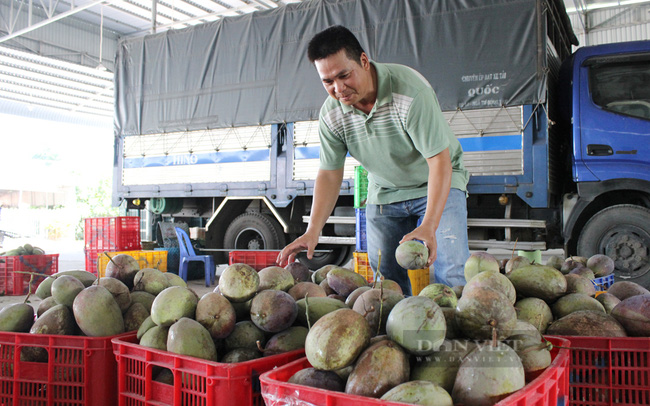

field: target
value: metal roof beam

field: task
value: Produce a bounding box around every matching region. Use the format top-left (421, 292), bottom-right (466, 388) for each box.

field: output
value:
top-left (133, 2), bottom-right (258, 33)
top-left (0, 0), bottom-right (118, 44)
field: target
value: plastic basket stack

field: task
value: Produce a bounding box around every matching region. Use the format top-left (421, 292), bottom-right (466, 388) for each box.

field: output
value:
top-left (84, 216), bottom-right (141, 275)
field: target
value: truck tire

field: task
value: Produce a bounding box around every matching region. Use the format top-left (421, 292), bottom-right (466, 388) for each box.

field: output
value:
top-left (577, 204), bottom-right (650, 288)
top-left (297, 245), bottom-right (353, 270)
top-left (223, 212), bottom-right (286, 251)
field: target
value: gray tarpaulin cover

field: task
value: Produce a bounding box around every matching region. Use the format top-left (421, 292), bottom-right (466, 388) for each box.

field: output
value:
top-left (115, 0), bottom-right (563, 136)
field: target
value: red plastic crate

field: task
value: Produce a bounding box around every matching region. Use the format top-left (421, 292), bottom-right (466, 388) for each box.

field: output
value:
top-left (0, 331), bottom-right (135, 406)
top-left (84, 248), bottom-right (102, 275)
top-left (228, 250), bottom-right (280, 271)
top-left (112, 334), bottom-right (305, 406)
top-left (0, 254), bottom-right (58, 295)
top-left (261, 336), bottom-right (570, 406)
top-left (558, 336), bottom-right (650, 406)
top-left (84, 216), bottom-right (141, 251)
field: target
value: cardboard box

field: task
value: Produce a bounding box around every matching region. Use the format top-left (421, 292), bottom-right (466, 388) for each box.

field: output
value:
top-left (190, 227), bottom-right (206, 240)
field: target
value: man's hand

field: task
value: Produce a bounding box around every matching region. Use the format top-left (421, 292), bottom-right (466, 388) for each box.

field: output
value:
top-left (400, 224), bottom-right (437, 267)
top-left (398, 149), bottom-right (451, 268)
top-left (277, 232), bottom-right (319, 267)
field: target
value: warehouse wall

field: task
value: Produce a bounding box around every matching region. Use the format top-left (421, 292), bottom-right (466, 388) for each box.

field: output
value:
top-left (568, 3), bottom-right (650, 47)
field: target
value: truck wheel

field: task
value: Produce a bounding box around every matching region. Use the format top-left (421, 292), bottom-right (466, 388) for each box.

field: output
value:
top-left (297, 245), bottom-right (353, 270)
top-left (223, 212), bottom-right (286, 251)
top-left (577, 204), bottom-right (650, 288)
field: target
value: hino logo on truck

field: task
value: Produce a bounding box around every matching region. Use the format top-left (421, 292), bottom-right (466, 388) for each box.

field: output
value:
top-left (171, 154), bottom-right (199, 165)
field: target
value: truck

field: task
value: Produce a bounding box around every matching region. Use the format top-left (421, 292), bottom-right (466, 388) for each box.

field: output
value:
top-left (113, 0), bottom-right (650, 286)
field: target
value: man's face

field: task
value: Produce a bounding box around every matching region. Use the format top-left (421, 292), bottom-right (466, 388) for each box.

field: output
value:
top-left (314, 49), bottom-right (371, 106)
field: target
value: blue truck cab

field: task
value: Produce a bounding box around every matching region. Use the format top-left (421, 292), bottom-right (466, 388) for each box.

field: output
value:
top-left (561, 40), bottom-right (650, 285)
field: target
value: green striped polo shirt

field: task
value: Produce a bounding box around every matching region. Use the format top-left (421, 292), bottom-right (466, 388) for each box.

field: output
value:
top-left (318, 61), bottom-right (469, 205)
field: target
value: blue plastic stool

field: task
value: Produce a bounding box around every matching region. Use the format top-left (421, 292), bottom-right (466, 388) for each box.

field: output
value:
top-left (175, 227), bottom-right (215, 286)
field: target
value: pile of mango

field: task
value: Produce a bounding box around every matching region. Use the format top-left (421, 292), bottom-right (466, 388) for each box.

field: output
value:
top-left (0, 243), bottom-right (45, 257)
top-left (0, 255), bottom-right (186, 360)
top-left (270, 245), bottom-right (650, 406)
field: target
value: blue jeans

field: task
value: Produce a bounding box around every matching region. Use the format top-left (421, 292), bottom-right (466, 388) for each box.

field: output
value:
top-left (366, 188), bottom-right (470, 295)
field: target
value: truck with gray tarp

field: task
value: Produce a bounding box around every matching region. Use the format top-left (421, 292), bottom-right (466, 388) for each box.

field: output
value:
top-left (113, 0), bottom-right (650, 286)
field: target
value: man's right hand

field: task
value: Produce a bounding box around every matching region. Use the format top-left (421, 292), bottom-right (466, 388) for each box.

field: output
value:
top-left (276, 232), bottom-right (319, 267)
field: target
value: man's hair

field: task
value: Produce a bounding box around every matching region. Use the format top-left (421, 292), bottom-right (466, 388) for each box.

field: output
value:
top-left (307, 25), bottom-right (366, 64)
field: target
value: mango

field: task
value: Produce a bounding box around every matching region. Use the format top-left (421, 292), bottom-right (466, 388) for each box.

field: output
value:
top-left (452, 343), bottom-right (525, 406)
top-left (164, 272), bottom-right (187, 287)
top-left (167, 317), bottom-right (217, 361)
top-left (221, 348), bottom-right (260, 363)
top-left (547, 310), bottom-right (627, 336)
top-left (137, 316), bottom-right (157, 340)
top-left (104, 254), bottom-right (140, 289)
top-left (344, 286), bottom-right (372, 307)
top-left (551, 293), bottom-right (605, 318)
top-left (295, 296), bottom-right (347, 326)
top-left (464, 270), bottom-right (516, 304)
top-left (587, 254), bottom-right (615, 277)
top-left (305, 308), bottom-right (371, 371)
top-left (395, 240), bottom-right (428, 270)
top-left (596, 292), bottom-right (620, 314)
top-left (258, 266), bottom-right (295, 292)
top-left (419, 284), bottom-right (457, 308)
top-left (507, 264), bottom-right (567, 302)
top-left (345, 339), bottom-right (410, 398)
top-left (23, 304), bottom-right (75, 361)
top-left (130, 291), bottom-right (156, 313)
top-left (150, 286), bottom-right (198, 327)
top-left (565, 274), bottom-right (597, 296)
top-left (386, 296), bottom-right (446, 355)
top-left (219, 263), bottom-right (259, 303)
top-left (99, 276), bottom-right (132, 312)
top-left (288, 368), bottom-right (345, 392)
top-left (381, 381), bottom-right (453, 406)
top-left (195, 292), bottom-right (236, 339)
top-left (73, 285), bottom-right (124, 337)
top-left (140, 325), bottom-right (169, 350)
top-left (455, 286), bottom-right (517, 340)
top-left (262, 326), bottom-right (308, 356)
top-left (464, 252), bottom-right (499, 282)
top-left (133, 268), bottom-right (170, 296)
top-left (288, 282), bottom-right (327, 300)
top-left (51, 275), bottom-right (85, 307)
top-left (311, 264), bottom-right (336, 284)
top-left (0, 303), bottom-right (34, 332)
top-left (607, 281), bottom-right (650, 300)
top-left (224, 320), bottom-right (266, 352)
top-left (285, 262), bottom-right (311, 283)
top-left (124, 302), bottom-right (150, 332)
top-left (250, 289), bottom-right (297, 333)
top-left (610, 294), bottom-right (650, 336)
top-left (352, 288), bottom-right (403, 335)
top-left (410, 339), bottom-right (477, 394)
top-left (35, 269), bottom-right (97, 299)
top-left (36, 296), bottom-right (57, 317)
top-left (327, 267), bottom-right (368, 298)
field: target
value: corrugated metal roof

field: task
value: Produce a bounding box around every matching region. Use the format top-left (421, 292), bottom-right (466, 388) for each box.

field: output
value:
top-left (0, 0), bottom-right (648, 123)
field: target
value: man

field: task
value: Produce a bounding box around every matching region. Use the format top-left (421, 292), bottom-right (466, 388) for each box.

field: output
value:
top-left (277, 25), bottom-right (470, 294)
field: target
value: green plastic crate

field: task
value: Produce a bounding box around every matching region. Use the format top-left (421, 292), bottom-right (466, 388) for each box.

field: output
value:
top-left (354, 166), bottom-right (368, 208)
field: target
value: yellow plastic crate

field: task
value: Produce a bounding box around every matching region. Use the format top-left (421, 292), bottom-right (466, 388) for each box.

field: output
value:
top-left (96, 250), bottom-right (167, 277)
top-left (407, 267), bottom-right (430, 296)
top-left (353, 251), bottom-right (373, 282)
top-left (353, 251), bottom-right (430, 295)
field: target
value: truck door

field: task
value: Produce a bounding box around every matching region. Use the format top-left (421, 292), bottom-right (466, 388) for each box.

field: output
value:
top-left (577, 50), bottom-right (650, 181)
